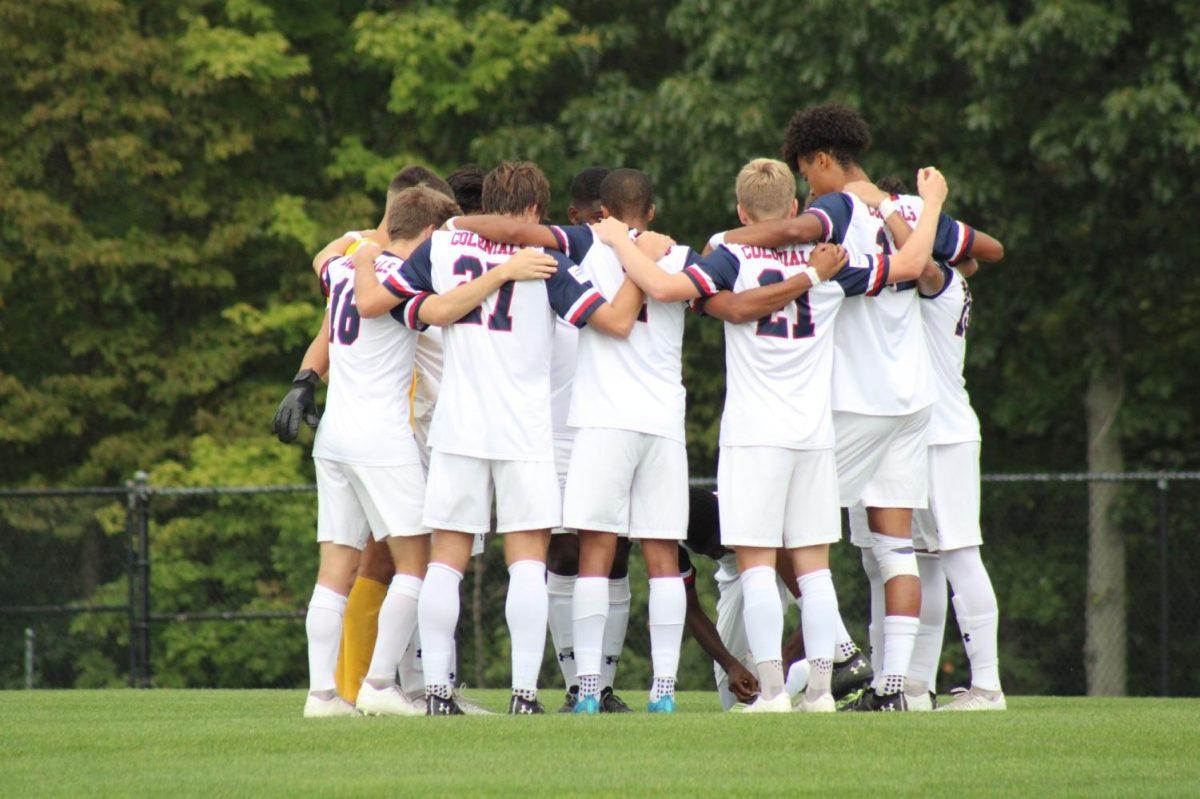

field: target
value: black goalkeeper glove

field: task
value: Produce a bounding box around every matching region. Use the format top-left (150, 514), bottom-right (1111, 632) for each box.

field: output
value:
top-left (272, 369), bottom-right (321, 443)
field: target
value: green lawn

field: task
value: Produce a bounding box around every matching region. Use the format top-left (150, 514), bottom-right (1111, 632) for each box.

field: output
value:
top-left (1, 691), bottom-right (1198, 797)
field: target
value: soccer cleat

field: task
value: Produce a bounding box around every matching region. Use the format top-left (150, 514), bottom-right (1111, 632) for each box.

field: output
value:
top-left (904, 690), bottom-right (937, 712)
top-left (558, 685), bottom-right (580, 713)
top-left (832, 651), bottom-right (874, 700)
top-left (356, 683), bottom-right (423, 716)
top-left (425, 694), bottom-right (465, 716)
top-left (936, 686), bottom-right (1007, 712)
top-left (572, 694), bottom-right (601, 715)
top-left (736, 692), bottom-right (792, 714)
top-left (646, 694), bottom-right (676, 714)
top-left (841, 688), bottom-right (907, 712)
top-left (303, 693), bottom-right (359, 718)
top-left (600, 687), bottom-right (633, 713)
top-left (508, 694), bottom-right (545, 715)
top-left (793, 691), bottom-right (836, 713)
top-left (453, 686), bottom-right (495, 715)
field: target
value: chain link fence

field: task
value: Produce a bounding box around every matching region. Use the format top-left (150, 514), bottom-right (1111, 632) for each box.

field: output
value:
top-left (2, 473), bottom-right (1196, 696)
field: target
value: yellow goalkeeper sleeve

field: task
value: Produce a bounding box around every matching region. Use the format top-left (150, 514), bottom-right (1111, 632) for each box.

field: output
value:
top-left (334, 575), bottom-right (388, 703)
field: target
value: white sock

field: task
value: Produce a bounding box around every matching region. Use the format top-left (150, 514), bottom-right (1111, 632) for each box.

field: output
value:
top-left (879, 615), bottom-right (919, 695)
top-left (365, 574), bottom-right (423, 684)
top-left (305, 584), bottom-right (347, 693)
top-left (835, 614), bottom-right (857, 663)
top-left (860, 548), bottom-right (887, 675)
top-left (602, 576), bottom-right (631, 690)
top-left (909, 554), bottom-right (947, 690)
top-left (648, 576), bottom-right (685, 686)
top-left (740, 565), bottom-right (784, 699)
top-left (417, 563), bottom-right (461, 693)
top-left (572, 576), bottom-right (608, 695)
top-left (398, 636), bottom-right (424, 696)
top-left (506, 560), bottom-right (548, 693)
top-left (785, 658), bottom-right (811, 697)
top-left (941, 546), bottom-right (1002, 691)
top-left (546, 571), bottom-right (577, 689)
top-left (796, 569), bottom-right (838, 695)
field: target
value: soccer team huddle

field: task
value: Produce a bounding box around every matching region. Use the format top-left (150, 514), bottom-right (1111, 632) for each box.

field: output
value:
top-left (273, 103), bottom-right (1008, 717)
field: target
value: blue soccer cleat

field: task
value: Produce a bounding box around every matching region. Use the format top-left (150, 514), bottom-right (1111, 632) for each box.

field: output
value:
top-left (572, 694), bottom-right (601, 715)
top-left (646, 695), bottom-right (676, 714)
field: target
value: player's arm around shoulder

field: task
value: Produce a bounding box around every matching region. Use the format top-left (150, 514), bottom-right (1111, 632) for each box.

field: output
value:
top-left (418, 248), bottom-right (559, 327)
top-left (703, 244), bottom-right (846, 324)
top-left (350, 241), bottom-right (406, 319)
top-left (594, 218), bottom-right (695, 304)
top-left (312, 231), bottom-right (365, 278)
top-left (447, 215), bottom-right (562, 250)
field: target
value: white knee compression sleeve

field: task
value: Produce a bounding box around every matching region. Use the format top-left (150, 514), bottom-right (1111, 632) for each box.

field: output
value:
top-left (872, 533), bottom-right (920, 582)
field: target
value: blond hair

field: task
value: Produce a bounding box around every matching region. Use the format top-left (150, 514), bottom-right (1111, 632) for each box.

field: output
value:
top-left (735, 158), bottom-right (796, 222)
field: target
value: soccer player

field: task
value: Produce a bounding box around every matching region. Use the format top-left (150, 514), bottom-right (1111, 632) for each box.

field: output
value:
top-left (447, 164), bottom-right (486, 215)
top-left (388, 162), bottom-right (645, 715)
top-left (843, 178), bottom-right (1006, 711)
top-left (566, 167), bottom-right (609, 224)
top-left (302, 186), bottom-right (559, 717)
top-left (274, 166), bottom-right (454, 708)
top-left (615, 157), bottom-right (947, 712)
top-left (720, 106), bottom-right (1002, 710)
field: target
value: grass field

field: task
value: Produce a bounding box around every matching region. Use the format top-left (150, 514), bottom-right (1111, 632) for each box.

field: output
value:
top-left (2, 691), bottom-right (1198, 797)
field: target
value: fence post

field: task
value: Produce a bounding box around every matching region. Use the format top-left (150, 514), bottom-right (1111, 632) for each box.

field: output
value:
top-left (125, 476), bottom-right (139, 687)
top-left (130, 470), bottom-right (152, 688)
top-left (24, 627), bottom-right (34, 689)
top-left (1157, 477), bottom-right (1169, 697)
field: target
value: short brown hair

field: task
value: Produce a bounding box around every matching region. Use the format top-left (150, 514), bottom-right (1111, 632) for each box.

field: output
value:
top-left (735, 158), bottom-right (796, 222)
top-left (482, 161), bottom-right (551, 218)
top-left (387, 165), bottom-right (453, 201)
top-left (386, 186), bottom-right (461, 241)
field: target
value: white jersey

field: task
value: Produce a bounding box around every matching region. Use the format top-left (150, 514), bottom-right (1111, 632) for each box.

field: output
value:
top-left (550, 319), bottom-right (578, 441)
top-left (553, 224), bottom-right (692, 442)
top-left (394, 230), bottom-right (604, 461)
top-left (920, 264), bottom-right (981, 445)
top-left (312, 253), bottom-right (424, 466)
top-left (684, 233), bottom-right (891, 450)
top-left (807, 191), bottom-right (975, 416)
top-left (412, 327), bottom-right (442, 429)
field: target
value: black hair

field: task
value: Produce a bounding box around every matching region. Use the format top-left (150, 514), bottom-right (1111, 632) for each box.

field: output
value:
top-left (599, 167), bottom-right (653, 220)
top-left (569, 166), bottom-right (610, 206)
top-left (876, 175), bottom-right (909, 195)
top-left (447, 164), bottom-right (486, 214)
top-left (685, 487), bottom-right (723, 559)
top-left (781, 103), bottom-right (872, 170)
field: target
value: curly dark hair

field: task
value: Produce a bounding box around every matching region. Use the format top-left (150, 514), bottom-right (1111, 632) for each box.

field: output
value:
top-left (569, 166), bottom-right (610, 206)
top-left (876, 175), bottom-right (909, 195)
top-left (781, 103), bottom-right (872, 170)
top-left (447, 164), bottom-right (486, 214)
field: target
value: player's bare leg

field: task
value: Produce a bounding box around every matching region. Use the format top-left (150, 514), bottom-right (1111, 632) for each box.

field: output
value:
top-left (357, 535), bottom-right (429, 716)
top-left (335, 536), bottom-right (394, 703)
top-left (859, 506), bottom-right (921, 709)
top-left (503, 529), bottom-right (551, 714)
top-left (572, 529), bottom-right (618, 713)
top-left (304, 542), bottom-right (361, 717)
top-left (735, 546), bottom-right (790, 713)
top-left (417, 530), bottom-right (474, 715)
top-left (642, 538), bottom-right (685, 713)
top-left (788, 544), bottom-right (839, 712)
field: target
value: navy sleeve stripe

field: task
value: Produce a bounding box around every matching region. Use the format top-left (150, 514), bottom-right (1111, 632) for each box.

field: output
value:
top-left (568, 291), bottom-right (605, 327)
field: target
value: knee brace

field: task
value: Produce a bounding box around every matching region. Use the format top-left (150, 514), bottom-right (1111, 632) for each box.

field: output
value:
top-left (871, 533), bottom-right (919, 583)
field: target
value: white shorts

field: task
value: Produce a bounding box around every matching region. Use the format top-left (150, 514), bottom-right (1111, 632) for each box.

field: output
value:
top-left (423, 451), bottom-right (560, 535)
top-left (913, 441), bottom-right (982, 552)
top-left (716, 446), bottom-right (841, 549)
top-left (834, 407), bottom-right (932, 509)
top-left (562, 427), bottom-right (688, 540)
top-left (551, 435), bottom-right (575, 536)
top-left (713, 575), bottom-right (792, 710)
top-left (315, 458), bottom-right (428, 549)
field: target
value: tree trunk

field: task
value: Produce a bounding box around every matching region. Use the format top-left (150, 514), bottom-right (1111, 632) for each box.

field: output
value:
top-left (1084, 327), bottom-right (1126, 696)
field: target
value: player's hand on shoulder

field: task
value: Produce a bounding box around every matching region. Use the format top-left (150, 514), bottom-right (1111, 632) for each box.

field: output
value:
top-left (353, 240), bottom-right (383, 260)
top-left (917, 166), bottom-right (948, 205)
top-left (843, 179), bottom-right (889, 208)
top-left (634, 230), bottom-right (675, 260)
top-left (499, 248), bottom-right (558, 281)
top-left (272, 369), bottom-right (321, 444)
top-left (810, 243), bottom-right (848, 281)
top-left (590, 215), bottom-right (629, 245)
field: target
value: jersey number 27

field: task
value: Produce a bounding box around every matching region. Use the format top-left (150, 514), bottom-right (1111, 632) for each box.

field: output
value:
top-left (453, 256), bottom-right (515, 331)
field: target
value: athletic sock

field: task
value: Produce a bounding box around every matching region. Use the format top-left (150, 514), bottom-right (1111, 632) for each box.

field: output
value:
top-left (306, 584), bottom-right (348, 694)
top-left (398, 637), bottom-right (424, 697)
top-left (365, 573), bottom-right (423, 686)
top-left (417, 563), bottom-right (462, 697)
top-left (335, 576), bottom-right (387, 703)
top-left (649, 675), bottom-right (676, 702)
top-left (941, 546), bottom-right (1002, 692)
top-left (546, 571), bottom-right (577, 689)
top-left (910, 554), bottom-right (948, 688)
top-left (796, 569), bottom-right (839, 694)
top-left (506, 560), bottom-right (549, 693)
top-left (835, 614), bottom-right (858, 663)
top-left (785, 658), bottom-right (811, 696)
top-left (860, 548), bottom-right (887, 675)
top-left (878, 615), bottom-right (920, 695)
top-left (740, 565), bottom-right (785, 699)
top-left (578, 673), bottom-right (601, 698)
top-left (602, 576), bottom-right (631, 690)
top-left (806, 658), bottom-right (834, 701)
top-left (572, 576), bottom-right (609, 694)
top-left (648, 576), bottom-right (685, 692)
